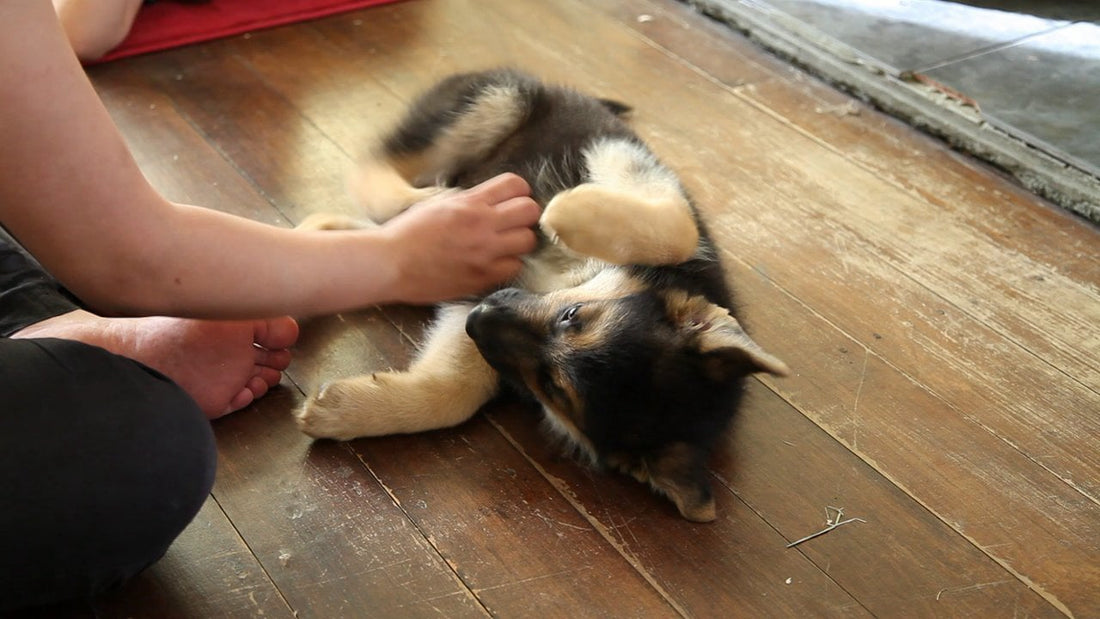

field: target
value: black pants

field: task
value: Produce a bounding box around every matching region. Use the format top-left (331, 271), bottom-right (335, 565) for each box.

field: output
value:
top-left (0, 229), bottom-right (216, 611)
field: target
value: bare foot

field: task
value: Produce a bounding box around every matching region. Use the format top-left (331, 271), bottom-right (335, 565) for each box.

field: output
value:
top-left (12, 310), bottom-right (299, 418)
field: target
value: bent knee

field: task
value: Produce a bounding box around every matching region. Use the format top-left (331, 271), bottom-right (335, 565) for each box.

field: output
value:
top-left (0, 338), bottom-right (216, 608)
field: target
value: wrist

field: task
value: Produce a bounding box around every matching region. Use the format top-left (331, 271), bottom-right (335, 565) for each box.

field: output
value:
top-left (344, 226), bottom-right (408, 307)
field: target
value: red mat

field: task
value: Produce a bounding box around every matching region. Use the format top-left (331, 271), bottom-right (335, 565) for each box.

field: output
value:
top-left (96, 0), bottom-right (403, 64)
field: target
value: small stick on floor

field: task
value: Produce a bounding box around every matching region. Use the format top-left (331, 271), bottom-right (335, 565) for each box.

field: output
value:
top-left (786, 506), bottom-right (866, 548)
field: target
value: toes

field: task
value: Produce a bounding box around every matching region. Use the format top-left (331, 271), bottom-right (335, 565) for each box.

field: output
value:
top-left (254, 365), bottom-right (283, 388)
top-left (255, 346), bottom-right (292, 371)
top-left (247, 374), bottom-right (270, 398)
top-left (254, 316), bottom-right (300, 350)
top-left (217, 388), bottom-right (255, 418)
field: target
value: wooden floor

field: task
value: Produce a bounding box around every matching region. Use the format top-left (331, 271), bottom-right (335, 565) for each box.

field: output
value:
top-left (42, 0), bottom-right (1100, 616)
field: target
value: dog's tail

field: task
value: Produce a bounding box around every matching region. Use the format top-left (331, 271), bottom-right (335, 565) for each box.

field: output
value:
top-left (598, 98), bottom-right (632, 117)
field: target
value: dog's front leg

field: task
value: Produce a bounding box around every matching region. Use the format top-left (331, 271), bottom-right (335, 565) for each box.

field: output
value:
top-left (295, 304), bottom-right (499, 440)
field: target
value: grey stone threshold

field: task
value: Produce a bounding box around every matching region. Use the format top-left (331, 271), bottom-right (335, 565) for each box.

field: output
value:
top-left (684, 0), bottom-right (1100, 224)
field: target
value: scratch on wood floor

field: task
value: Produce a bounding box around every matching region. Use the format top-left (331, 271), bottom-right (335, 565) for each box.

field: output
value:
top-left (532, 508), bottom-right (592, 532)
top-left (852, 348), bottom-right (870, 450)
top-left (935, 580), bottom-right (1012, 600)
top-left (472, 566), bottom-right (596, 594)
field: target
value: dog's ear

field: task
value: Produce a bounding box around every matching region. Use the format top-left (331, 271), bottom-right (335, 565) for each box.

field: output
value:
top-left (608, 443), bottom-right (716, 522)
top-left (666, 292), bottom-right (790, 380)
top-left (650, 442), bottom-right (718, 522)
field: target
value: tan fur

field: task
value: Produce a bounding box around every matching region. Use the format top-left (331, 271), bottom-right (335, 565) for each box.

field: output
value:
top-left (540, 139), bottom-right (698, 265)
top-left (647, 443), bottom-right (718, 523)
top-left (297, 304), bottom-right (499, 439)
top-left (665, 291), bottom-right (791, 377)
top-left (347, 160), bottom-right (453, 224)
top-left (539, 401), bottom-right (598, 464)
top-left (427, 85), bottom-right (527, 177)
top-left (541, 184), bottom-right (698, 265)
top-left (294, 73), bottom-right (788, 522)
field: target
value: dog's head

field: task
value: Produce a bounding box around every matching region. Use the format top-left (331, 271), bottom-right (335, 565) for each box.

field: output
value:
top-left (465, 276), bottom-right (789, 522)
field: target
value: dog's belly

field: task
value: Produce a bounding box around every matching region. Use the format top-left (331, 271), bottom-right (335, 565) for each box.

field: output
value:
top-left (514, 246), bottom-right (607, 294)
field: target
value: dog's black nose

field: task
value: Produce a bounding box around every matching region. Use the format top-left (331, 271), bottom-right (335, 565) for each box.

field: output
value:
top-left (481, 287), bottom-right (527, 307)
top-left (466, 288), bottom-right (532, 340)
top-left (464, 301), bottom-right (506, 338)
top-left (465, 303), bottom-right (489, 339)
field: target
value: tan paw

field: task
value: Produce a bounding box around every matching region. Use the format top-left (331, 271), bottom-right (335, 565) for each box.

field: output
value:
top-left (540, 184), bottom-right (699, 265)
top-left (296, 371), bottom-right (482, 439)
top-left (295, 372), bottom-right (413, 439)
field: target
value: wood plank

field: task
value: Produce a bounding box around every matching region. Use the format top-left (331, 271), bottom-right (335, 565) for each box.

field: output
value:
top-left (726, 385), bottom-right (1060, 617)
top-left (89, 56), bottom-right (485, 617)
top-left (78, 0), bottom-right (1099, 615)
top-left (210, 388), bottom-right (487, 618)
top-left (122, 45), bottom-right (356, 224)
top-left (90, 61), bottom-right (290, 225)
top-left (398, 3), bottom-right (1099, 612)
top-left (592, 0), bottom-right (1100, 406)
top-left (212, 8), bottom-right (875, 615)
top-left (348, 415), bottom-right (683, 618)
top-left (485, 407), bottom-right (871, 617)
top-left (93, 499), bottom-right (294, 618)
top-left (490, 378), bottom-right (1059, 617)
top-left (227, 0), bottom-right (1095, 611)
top-left (722, 252), bottom-right (1099, 616)
top-left (596, 0), bottom-right (1098, 282)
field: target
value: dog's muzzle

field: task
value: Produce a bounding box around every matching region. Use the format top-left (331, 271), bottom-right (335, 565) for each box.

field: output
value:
top-left (465, 288), bottom-right (528, 339)
top-left (465, 288), bottom-right (542, 370)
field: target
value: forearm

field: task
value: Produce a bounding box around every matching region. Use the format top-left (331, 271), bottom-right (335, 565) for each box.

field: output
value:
top-left (95, 204), bottom-right (404, 318)
top-left (0, 1), bottom-right (392, 318)
top-left (0, 1), bottom-right (538, 319)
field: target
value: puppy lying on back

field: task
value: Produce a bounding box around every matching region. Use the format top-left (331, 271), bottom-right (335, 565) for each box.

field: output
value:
top-left (296, 68), bottom-right (788, 522)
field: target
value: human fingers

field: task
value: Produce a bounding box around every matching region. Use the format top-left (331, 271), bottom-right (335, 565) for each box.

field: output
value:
top-left (483, 255), bottom-right (526, 285)
top-left (467, 172), bottom-right (532, 204)
top-left (489, 225), bottom-right (538, 258)
top-left (492, 195), bottom-right (541, 231)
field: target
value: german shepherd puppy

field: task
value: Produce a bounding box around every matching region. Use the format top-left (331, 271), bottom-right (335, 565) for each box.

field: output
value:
top-left (295, 68), bottom-right (789, 522)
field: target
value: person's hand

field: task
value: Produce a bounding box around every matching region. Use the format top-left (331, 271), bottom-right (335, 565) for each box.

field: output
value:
top-left (380, 173), bottom-right (540, 304)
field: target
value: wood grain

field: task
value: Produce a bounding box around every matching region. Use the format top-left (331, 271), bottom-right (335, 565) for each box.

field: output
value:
top-left (74, 0), bottom-right (1098, 616)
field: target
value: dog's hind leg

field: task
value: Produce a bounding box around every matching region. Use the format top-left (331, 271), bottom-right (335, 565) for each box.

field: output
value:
top-left (350, 71), bottom-right (532, 224)
top-left (346, 159), bottom-right (456, 224)
top-left (295, 304), bottom-right (500, 440)
top-left (540, 138), bottom-right (700, 266)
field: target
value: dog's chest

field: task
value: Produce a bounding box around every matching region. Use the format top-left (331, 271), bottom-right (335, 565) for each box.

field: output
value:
top-left (514, 244), bottom-right (607, 294)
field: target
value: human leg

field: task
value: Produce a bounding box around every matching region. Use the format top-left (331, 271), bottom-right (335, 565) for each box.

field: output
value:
top-left (0, 228), bottom-right (298, 418)
top-left (0, 226), bottom-right (80, 337)
top-left (51, 0), bottom-right (145, 62)
top-left (0, 337), bottom-right (217, 611)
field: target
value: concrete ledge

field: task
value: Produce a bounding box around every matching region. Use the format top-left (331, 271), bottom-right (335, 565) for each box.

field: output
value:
top-left (685, 0), bottom-right (1100, 223)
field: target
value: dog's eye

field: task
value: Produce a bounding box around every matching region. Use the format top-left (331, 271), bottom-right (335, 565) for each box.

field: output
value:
top-left (558, 303), bottom-right (582, 326)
